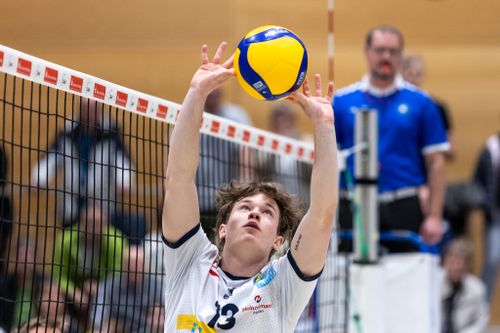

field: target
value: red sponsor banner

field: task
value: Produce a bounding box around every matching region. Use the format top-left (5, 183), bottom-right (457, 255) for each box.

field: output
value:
top-left (210, 120), bottom-right (220, 133)
top-left (0, 51), bottom-right (4, 67)
top-left (227, 125), bottom-right (236, 138)
top-left (310, 151), bottom-right (315, 160)
top-left (271, 140), bottom-right (279, 151)
top-left (242, 130), bottom-right (251, 142)
top-left (69, 75), bottom-right (83, 93)
top-left (137, 98), bottom-right (148, 113)
top-left (115, 91), bottom-right (128, 107)
top-left (43, 67), bottom-right (58, 85)
top-left (298, 147), bottom-right (305, 157)
top-left (156, 104), bottom-right (168, 118)
top-left (93, 83), bottom-right (106, 100)
top-left (285, 143), bottom-right (292, 154)
top-left (257, 135), bottom-right (265, 146)
top-left (17, 58), bottom-right (32, 76)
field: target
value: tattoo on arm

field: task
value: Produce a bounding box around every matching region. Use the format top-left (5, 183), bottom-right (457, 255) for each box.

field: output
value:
top-left (294, 234), bottom-right (303, 251)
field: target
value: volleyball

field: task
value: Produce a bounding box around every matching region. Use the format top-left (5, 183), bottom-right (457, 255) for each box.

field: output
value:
top-left (234, 25), bottom-right (308, 101)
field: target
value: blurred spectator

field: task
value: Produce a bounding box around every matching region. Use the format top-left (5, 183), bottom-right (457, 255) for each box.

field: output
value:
top-left (265, 103), bottom-right (311, 204)
top-left (143, 209), bottom-right (165, 275)
top-left (37, 278), bottom-right (81, 333)
top-left (13, 317), bottom-right (62, 333)
top-left (30, 97), bottom-right (133, 227)
top-left (269, 103), bottom-right (302, 140)
top-left (145, 303), bottom-right (164, 333)
top-left (112, 210), bottom-right (147, 245)
top-left (473, 132), bottom-right (500, 301)
top-left (0, 237), bottom-right (43, 331)
top-left (333, 25), bottom-right (449, 249)
top-left (401, 54), bottom-right (456, 236)
top-left (204, 87), bottom-right (252, 125)
top-left (89, 245), bottom-right (163, 333)
top-left (441, 238), bottom-right (489, 333)
top-left (51, 202), bottom-right (128, 320)
top-left (0, 146), bottom-right (12, 273)
top-left (197, 88), bottom-right (252, 241)
top-left (401, 53), bottom-right (455, 160)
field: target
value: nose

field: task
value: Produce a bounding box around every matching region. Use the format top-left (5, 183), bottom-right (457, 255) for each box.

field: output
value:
top-left (248, 211), bottom-right (261, 221)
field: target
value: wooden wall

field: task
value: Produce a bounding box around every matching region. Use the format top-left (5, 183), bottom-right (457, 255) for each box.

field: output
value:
top-left (2, 0), bottom-right (499, 180)
top-left (1, 0), bottom-right (500, 321)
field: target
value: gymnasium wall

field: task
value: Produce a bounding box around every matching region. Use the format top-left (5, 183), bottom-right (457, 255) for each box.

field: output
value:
top-left (1, 0), bottom-right (499, 181)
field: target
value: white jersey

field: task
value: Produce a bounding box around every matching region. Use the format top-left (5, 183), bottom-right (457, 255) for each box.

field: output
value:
top-left (162, 225), bottom-right (320, 332)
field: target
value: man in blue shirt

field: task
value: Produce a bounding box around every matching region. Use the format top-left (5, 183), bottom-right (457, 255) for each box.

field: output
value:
top-left (333, 25), bottom-right (449, 246)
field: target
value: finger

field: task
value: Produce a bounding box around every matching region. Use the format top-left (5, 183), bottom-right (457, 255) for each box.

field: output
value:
top-left (222, 53), bottom-right (234, 69)
top-left (213, 42), bottom-right (227, 64)
top-left (302, 78), bottom-right (310, 96)
top-left (201, 44), bottom-right (209, 65)
top-left (314, 74), bottom-right (322, 96)
top-left (325, 82), bottom-right (335, 100)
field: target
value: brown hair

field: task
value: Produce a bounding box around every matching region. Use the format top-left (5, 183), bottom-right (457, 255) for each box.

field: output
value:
top-left (443, 238), bottom-right (474, 270)
top-left (214, 181), bottom-right (303, 255)
top-left (365, 25), bottom-right (404, 50)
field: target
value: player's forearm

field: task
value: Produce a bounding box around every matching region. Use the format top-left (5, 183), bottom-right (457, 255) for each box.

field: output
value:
top-left (166, 87), bottom-right (206, 183)
top-left (426, 153), bottom-right (446, 219)
top-left (308, 120), bottom-right (338, 223)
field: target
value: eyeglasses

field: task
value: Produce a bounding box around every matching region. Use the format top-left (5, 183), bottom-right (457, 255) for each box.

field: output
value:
top-left (370, 47), bottom-right (401, 57)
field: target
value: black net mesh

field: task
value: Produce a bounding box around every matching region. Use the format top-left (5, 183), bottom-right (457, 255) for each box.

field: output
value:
top-left (0, 67), bottom-right (347, 333)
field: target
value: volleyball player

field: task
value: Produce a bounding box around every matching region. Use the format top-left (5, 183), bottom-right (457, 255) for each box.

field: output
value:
top-left (161, 42), bottom-right (338, 332)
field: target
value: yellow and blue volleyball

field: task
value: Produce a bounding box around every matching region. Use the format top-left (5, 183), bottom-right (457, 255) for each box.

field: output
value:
top-left (234, 26), bottom-right (308, 101)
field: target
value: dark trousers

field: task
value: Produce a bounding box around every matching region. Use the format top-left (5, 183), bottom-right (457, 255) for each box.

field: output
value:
top-left (338, 195), bottom-right (424, 252)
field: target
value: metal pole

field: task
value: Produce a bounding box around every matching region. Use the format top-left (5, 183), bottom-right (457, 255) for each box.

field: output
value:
top-left (354, 109), bottom-right (378, 263)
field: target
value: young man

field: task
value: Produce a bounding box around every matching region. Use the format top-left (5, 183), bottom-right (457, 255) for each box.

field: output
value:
top-left (162, 42), bottom-right (338, 332)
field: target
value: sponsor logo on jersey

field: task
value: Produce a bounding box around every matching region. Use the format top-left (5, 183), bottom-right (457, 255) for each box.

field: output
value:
top-left (242, 298), bottom-right (273, 315)
top-left (398, 104), bottom-right (409, 114)
top-left (254, 266), bottom-right (276, 288)
top-left (176, 314), bottom-right (215, 333)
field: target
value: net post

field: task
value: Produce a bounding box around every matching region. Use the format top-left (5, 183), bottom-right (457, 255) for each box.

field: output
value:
top-left (354, 109), bottom-right (378, 263)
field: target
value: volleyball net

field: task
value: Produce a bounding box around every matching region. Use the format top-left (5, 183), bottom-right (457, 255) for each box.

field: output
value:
top-left (0, 45), bottom-right (347, 333)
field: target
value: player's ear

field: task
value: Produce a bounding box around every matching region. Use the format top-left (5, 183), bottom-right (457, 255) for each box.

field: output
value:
top-left (219, 223), bottom-right (227, 240)
top-left (272, 235), bottom-right (284, 250)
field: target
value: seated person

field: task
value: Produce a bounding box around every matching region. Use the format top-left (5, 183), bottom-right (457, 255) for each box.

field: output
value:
top-left (89, 245), bottom-right (163, 333)
top-left (441, 239), bottom-right (489, 333)
top-left (52, 201), bottom-right (128, 321)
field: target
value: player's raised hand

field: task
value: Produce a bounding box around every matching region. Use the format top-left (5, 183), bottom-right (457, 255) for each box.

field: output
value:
top-left (288, 74), bottom-right (335, 125)
top-left (190, 42), bottom-right (235, 96)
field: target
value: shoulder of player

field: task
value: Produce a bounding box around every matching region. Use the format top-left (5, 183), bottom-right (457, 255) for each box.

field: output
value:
top-left (399, 81), bottom-right (434, 102)
top-left (334, 81), bottom-right (364, 99)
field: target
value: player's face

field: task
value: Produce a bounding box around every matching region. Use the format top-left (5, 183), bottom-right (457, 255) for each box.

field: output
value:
top-left (365, 31), bottom-right (402, 82)
top-left (220, 193), bottom-right (284, 257)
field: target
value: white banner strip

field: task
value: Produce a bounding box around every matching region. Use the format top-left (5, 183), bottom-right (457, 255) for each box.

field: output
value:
top-left (0, 44), bottom-right (316, 163)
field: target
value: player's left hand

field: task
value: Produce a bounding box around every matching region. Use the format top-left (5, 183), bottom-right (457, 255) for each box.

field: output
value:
top-left (288, 74), bottom-right (334, 125)
top-left (420, 216), bottom-right (443, 245)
